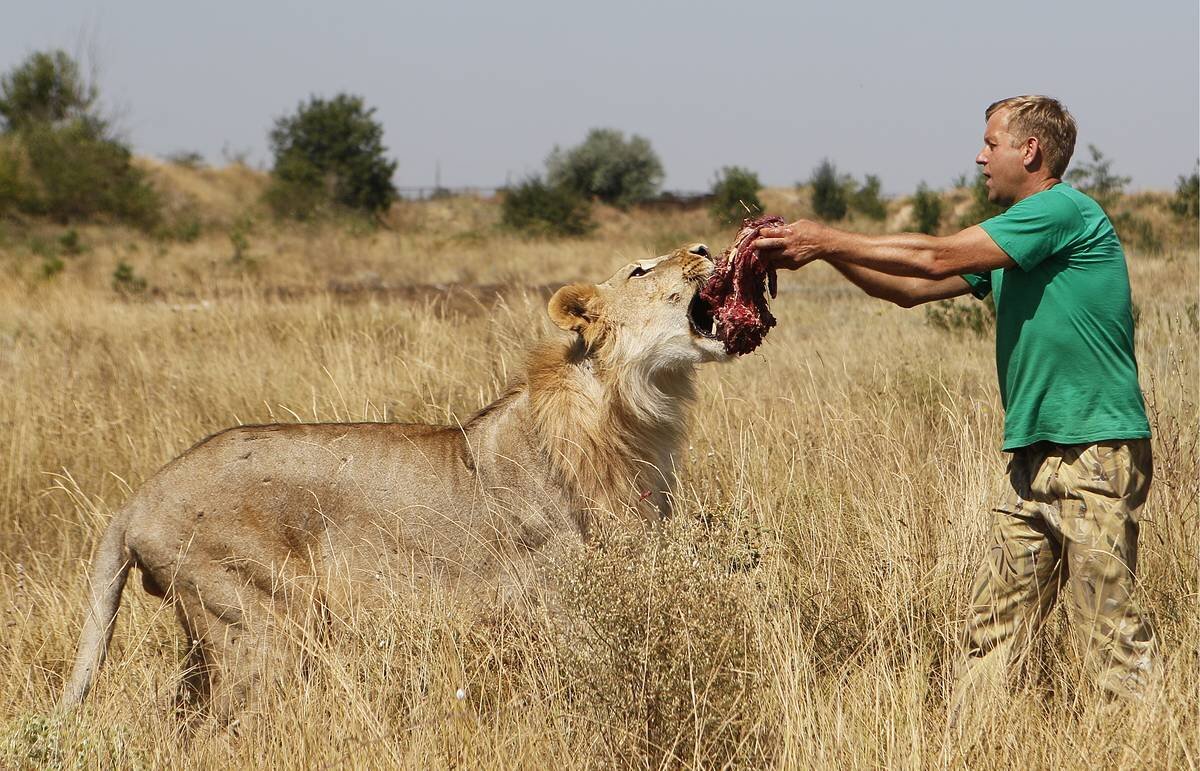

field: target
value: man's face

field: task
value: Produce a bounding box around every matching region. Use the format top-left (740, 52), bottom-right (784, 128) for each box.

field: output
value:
top-left (976, 109), bottom-right (1028, 205)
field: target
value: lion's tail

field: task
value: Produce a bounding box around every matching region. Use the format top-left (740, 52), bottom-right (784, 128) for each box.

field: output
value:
top-left (60, 513), bottom-right (133, 708)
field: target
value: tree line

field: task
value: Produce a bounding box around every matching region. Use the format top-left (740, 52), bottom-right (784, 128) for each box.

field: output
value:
top-left (1, 49), bottom-right (1196, 242)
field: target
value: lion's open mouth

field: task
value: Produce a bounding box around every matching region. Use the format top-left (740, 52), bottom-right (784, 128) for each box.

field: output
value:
top-left (688, 291), bottom-right (719, 339)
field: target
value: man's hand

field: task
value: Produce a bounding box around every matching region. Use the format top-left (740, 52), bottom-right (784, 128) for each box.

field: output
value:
top-left (752, 220), bottom-right (837, 271)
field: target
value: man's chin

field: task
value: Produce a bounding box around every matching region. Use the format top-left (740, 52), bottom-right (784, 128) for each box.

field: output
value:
top-left (987, 190), bottom-right (1014, 207)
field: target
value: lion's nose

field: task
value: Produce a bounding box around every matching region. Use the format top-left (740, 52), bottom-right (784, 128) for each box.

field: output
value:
top-left (688, 244), bottom-right (710, 258)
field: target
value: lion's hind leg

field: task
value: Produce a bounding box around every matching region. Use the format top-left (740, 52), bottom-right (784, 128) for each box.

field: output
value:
top-left (174, 621), bottom-right (213, 726)
top-left (171, 576), bottom-right (276, 729)
top-left (174, 564), bottom-right (324, 734)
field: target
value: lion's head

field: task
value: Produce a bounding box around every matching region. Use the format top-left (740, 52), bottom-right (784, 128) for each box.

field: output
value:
top-left (547, 243), bottom-right (727, 370)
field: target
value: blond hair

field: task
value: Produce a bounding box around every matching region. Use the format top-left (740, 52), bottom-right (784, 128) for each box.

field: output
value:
top-left (986, 95), bottom-right (1077, 178)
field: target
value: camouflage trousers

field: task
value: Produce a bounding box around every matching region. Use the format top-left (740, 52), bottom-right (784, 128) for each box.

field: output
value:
top-left (952, 439), bottom-right (1157, 715)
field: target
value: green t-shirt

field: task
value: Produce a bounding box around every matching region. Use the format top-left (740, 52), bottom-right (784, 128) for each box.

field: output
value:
top-left (963, 183), bottom-right (1150, 451)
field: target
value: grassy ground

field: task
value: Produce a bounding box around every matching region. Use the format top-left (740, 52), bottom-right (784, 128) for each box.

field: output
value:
top-left (0, 181), bottom-right (1196, 769)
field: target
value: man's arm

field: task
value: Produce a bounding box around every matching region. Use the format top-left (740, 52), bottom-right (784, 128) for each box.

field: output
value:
top-left (828, 261), bottom-right (975, 308)
top-left (754, 221), bottom-right (1015, 279)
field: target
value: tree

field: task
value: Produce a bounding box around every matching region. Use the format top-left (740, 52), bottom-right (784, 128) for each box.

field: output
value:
top-left (266, 94), bottom-right (397, 218)
top-left (809, 159), bottom-right (847, 221)
top-left (0, 50), bottom-right (159, 227)
top-left (911, 183), bottom-right (942, 235)
top-left (850, 174), bottom-right (887, 220)
top-left (546, 128), bottom-right (663, 208)
top-left (1066, 144), bottom-right (1129, 211)
top-left (0, 49), bottom-right (95, 131)
top-left (709, 166), bottom-right (762, 224)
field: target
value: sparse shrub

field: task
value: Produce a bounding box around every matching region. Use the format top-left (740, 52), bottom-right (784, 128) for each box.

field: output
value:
top-left (1171, 163), bottom-right (1199, 219)
top-left (1066, 144), bottom-right (1129, 212)
top-left (556, 514), bottom-right (763, 768)
top-left (957, 171), bottom-right (1006, 227)
top-left (165, 149), bottom-right (205, 169)
top-left (28, 235), bottom-right (55, 258)
top-left (0, 713), bottom-right (137, 769)
top-left (220, 142), bottom-right (251, 166)
top-left (851, 173), bottom-right (887, 220)
top-left (546, 128), bottom-right (663, 208)
top-left (57, 227), bottom-right (82, 255)
top-left (229, 215), bottom-right (253, 262)
top-left (40, 255), bottom-right (63, 278)
top-left (165, 215), bottom-right (202, 243)
top-left (925, 294), bottom-right (995, 337)
top-left (709, 165), bottom-right (762, 224)
top-left (809, 158), bottom-right (847, 221)
top-left (111, 260), bottom-right (146, 294)
top-left (911, 182), bottom-right (942, 234)
top-left (266, 93), bottom-right (397, 219)
top-left (500, 176), bottom-right (594, 237)
top-left (1112, 211), bottom-right (1163, 255)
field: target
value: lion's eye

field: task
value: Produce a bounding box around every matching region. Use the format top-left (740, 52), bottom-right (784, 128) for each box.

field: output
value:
top-left (629, 266), bottom-right (649, 278)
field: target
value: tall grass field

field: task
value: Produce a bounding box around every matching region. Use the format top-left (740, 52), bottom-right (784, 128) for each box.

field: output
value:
top-left (1, 172), bottom-right (1196, 769)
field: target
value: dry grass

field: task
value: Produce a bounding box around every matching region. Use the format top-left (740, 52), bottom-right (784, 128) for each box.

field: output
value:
top-left (0, 185), bottom-right (1197, 769)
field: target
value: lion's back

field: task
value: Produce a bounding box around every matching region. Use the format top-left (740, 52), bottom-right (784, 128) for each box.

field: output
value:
top-left (124, 421), bottom-right (479, 593)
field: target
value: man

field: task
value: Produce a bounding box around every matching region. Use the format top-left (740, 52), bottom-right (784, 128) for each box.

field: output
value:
top-left (753, 95), bottom-right (1156, 716)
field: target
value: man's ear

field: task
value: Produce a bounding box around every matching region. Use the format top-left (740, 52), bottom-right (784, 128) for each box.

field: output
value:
top-left (548, 283), bottom-right (599, 333)
top-left (1022, 136), bottom-right (1042, 171)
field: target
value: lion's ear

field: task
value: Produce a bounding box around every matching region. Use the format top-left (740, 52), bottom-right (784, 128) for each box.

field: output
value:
top-left (548, 283), bottom-right (599, 333)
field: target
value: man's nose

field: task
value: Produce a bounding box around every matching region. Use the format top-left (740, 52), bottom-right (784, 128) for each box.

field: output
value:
top-left (975, 150), bottom-right (987, 166)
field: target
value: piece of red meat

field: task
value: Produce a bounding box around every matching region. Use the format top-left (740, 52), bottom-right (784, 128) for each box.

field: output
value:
top-left (699, 215), bottom-right (786, 355)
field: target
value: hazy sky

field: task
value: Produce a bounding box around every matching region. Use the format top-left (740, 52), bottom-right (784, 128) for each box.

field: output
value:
top-left (6, 1), bottom-right (1198, 194)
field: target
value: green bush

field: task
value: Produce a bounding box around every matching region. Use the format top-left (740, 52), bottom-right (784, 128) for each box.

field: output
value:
top-left (1066, 144), bottom-right (1129, 212)
top-left (809, 158), bottom-right (847, 221)
top-left (1171, 163), bottom-right (1199, 219)
top-left (19, 120), bottom-right (160, 227)
top-left (500, 176), bottom-right (594, 237)
top-left (266, 93), bottom-right (397, 219)
top-left (957, 171), bottom-right (1006, 227)
top-left (58, 227), bottom-right (83, 255)
top-left (709, 166), bottom-right (762, 224)
top-left (0, 51), bottom-right (160, 228)
top-left (911, 182), bottom-right (942, 235)
top-left (546, 128), bottom-right (663, 208)
top-left (850, 173), bottom-right (887, 220)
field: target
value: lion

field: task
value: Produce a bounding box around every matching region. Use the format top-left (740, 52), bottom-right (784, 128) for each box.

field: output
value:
top-left (61, 243), bottom-right (731, 718)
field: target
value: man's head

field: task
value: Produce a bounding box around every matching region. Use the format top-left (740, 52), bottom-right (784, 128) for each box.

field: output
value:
top-left (976, 95), bottom-right (1077, 205)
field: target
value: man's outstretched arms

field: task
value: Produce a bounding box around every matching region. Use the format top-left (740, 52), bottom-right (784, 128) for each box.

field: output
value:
top-left (753, 220), bottom-right (1013, 305)
top-left (825, 261), bottom-right (975, 308)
